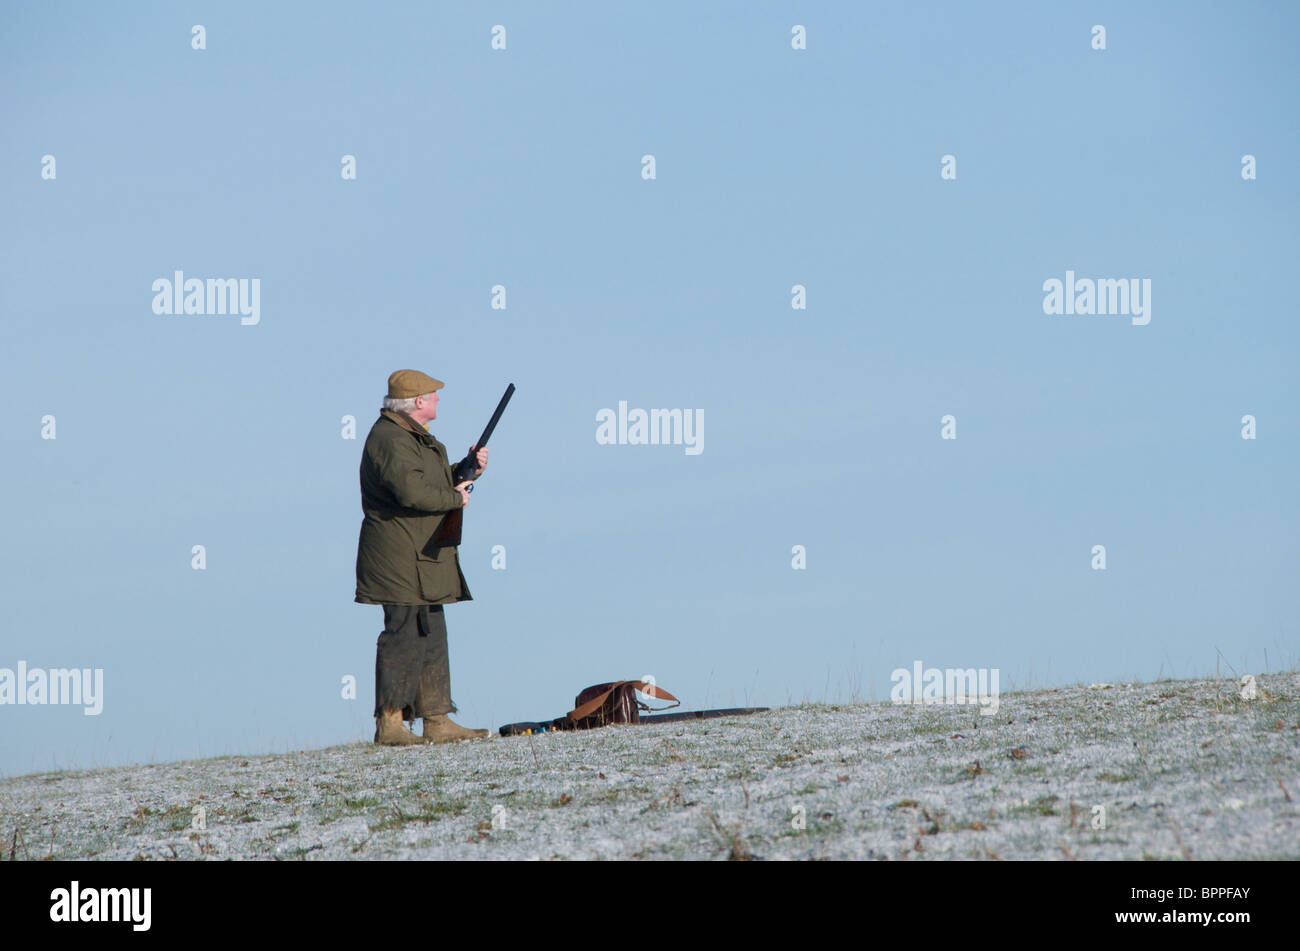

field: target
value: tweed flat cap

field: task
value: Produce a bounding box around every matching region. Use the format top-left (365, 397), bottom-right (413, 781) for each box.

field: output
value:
top-left (387, 369), bottom-right (444, 398)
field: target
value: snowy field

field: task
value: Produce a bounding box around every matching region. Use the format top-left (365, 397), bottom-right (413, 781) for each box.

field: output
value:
top-left (2, 672), bottom-right (1297, 860)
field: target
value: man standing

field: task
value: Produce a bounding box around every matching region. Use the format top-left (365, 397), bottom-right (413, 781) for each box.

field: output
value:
top-left (355, 369), bottom-right (491, 746)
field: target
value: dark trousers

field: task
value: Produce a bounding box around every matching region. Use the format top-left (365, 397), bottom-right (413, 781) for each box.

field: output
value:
top-left (374, 604), bottom-right (455, 720)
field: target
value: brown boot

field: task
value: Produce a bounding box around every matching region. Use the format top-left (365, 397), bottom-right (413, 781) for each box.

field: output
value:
top-left (374, 709), bottom-right (425, 746)
top-left (422, 714), bottom-right (489, 743)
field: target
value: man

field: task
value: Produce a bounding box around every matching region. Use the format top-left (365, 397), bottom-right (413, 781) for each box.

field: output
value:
top-left (355, 369), bottom-right (491, 746)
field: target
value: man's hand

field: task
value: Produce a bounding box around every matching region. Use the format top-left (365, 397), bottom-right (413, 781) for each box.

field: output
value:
top-left (454, 481), bottom-right (471, 507)
top-left (468, 445), bottom-right (489, 479)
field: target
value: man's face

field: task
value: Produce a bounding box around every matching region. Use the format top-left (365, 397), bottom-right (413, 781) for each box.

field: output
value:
top-left (412, 390), bottom-right (439, 424)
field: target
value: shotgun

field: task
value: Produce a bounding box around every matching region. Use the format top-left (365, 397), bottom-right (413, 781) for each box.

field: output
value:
top-left (431, 383), bottom-right (515, 547)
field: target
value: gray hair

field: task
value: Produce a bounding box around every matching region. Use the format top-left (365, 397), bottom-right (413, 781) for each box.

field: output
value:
top-left (382, 392), bottom-right (436, 414)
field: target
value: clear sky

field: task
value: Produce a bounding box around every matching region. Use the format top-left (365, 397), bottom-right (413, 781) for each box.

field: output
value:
top-left (1, 1), bottom-right (1296, 777)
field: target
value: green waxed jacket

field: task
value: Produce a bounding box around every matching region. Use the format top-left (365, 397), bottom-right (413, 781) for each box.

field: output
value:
top-left (354, 409), bottom-right (472, 606)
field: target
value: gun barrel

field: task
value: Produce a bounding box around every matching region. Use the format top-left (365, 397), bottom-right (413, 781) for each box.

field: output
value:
top-left (450, 383), bottom-right (515, 486)
top-left (474, 382), bottom-right (515, 449)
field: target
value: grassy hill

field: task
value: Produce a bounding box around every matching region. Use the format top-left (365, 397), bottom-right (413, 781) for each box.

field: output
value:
top-left (3, 671), bottom-right (1296, 860)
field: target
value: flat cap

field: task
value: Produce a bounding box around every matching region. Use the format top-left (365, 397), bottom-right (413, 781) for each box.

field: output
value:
top-left (387, 369), bottom-right (444, 399)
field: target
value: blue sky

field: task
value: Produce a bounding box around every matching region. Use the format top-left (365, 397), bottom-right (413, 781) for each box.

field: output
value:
top-left (1, 1), bottom-right (1296, 777)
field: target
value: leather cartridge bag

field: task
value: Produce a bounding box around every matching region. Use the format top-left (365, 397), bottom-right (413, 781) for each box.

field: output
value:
top-left (567, 681), bottom-right (680, 729)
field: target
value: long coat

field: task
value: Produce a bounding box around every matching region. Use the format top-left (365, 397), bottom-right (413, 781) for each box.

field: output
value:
top-left (354, 409), bottom-right (472, 606)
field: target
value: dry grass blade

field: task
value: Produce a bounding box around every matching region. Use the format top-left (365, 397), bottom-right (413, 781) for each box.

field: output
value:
top-left (1163, 809), bottom-right (1195, 861)
top-left (654, 786), bottom-right (683, 808)
top-left (659, 739), bottom-right (684, 762)
top-left (701, 806), bottom-right (755, 861)
top-left (1274, 768), bottom-right (1293, 803)
top-left (9, 828), bottom-right (31, 862)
